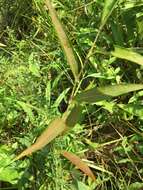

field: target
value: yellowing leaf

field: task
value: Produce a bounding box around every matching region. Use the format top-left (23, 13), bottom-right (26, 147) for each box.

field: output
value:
top-left (75, 84), bottom-right (143, 103)
top-left (112, 46), bottom-right (143, 66)
top-left (45, 0), bottom-right (79, 81)
top-left (15, 118), bottom-right (67, 160)
top-left (61, 151), bottom-right (96, 181)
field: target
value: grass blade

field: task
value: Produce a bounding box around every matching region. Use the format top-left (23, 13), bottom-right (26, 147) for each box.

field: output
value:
top-left (53, 88), bottom-right (70, 108)
top-left (112, 46), bottom-right (143, 66)
top-left (101, 0), bottom-right (118, 26)
top-left (75, 84), bottom-right (143, 103)
top-left (15, 118), bottom-right (67, 160)
top-left (45, 0), bottom-right (79, 81)
top-left (61, 151), bottom-right (96, 181)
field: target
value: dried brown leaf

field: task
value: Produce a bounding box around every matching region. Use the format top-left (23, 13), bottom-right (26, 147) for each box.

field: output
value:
top-left (45, 0), bottom-right (79, 81)
top-left (15, 118), bottom-right (67, 160)
top-left (61, 151), bottom-right (96, 181)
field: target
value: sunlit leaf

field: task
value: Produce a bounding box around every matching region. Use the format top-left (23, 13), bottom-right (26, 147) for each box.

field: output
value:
top-left (61, 151), bottom-right (96, 181)
top-left (15, 118), bottom-right (67, 160)
top-left (0, 42), bottom-right (6, 47)
top-left (118, 103), bottom-right (143, 120)
top-left (0, 167), bottom-right (19, 184)
top-left (77, 181), bottom-right (90, 190)
top-left (0, 145), bottom-right (20, 184)
top-left (75, 84), bottom-right (143, 103)
top-left (111, 46), bottom-right (143, 66)
top-left (122, 2), bottom-right (143, 10)
top-left (29, 63), bottom-right (40, 77)
top-left (45, 0), bottom-right (79, 81)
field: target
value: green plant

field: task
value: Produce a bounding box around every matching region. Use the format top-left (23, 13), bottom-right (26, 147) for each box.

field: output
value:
top-left (1, 0), bottom-right (143, 189)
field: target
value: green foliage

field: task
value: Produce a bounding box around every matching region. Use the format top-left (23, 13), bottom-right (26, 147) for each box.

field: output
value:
top-left (112, 46), bottom-right (143, 66)
top-left (75, 84), bottom-right (143, 103)
top-left (0, 0), bottom-right (143, 189)
top-left (0, 145), bottom-right (22, 184)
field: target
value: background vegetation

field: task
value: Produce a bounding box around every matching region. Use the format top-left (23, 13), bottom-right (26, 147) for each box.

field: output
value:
top-left (0, 0), bottom-right (143, 189)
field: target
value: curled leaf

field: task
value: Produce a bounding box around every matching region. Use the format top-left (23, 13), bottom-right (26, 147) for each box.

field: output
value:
top-left (61, 151), bottom-right (96, 181)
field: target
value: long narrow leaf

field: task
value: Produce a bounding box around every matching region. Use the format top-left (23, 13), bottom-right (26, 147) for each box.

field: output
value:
top-left (53, 88), bottom-right (70, 108)
top-left (101, 0), bottom-right (118, 26)
top-left (61, 151), bottom-right (96, 181)
top-left (45, 0), bottom-right (79, 81)
top-left (112, 46), bottom-right (143, 66)
top-left (75, 84), bottom-right (143, 103)
top-left (15, 118), bottom-right (67, 160)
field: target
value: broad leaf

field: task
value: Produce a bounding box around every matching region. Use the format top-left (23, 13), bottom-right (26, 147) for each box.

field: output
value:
top-left (45, 0), bottom-right (79, 81)
top-left (15, 118), bottom-right (67, 160)
top-left (112, 46), bottom-right (143, 66)
top-left (0, 145), bottom-right (20, 184)
top-left (0, 167), bottom-right (19, 184)
top-left (75, 84), bottom-right (143, 103)
top-left (61, 151), bottom-right (96, 181)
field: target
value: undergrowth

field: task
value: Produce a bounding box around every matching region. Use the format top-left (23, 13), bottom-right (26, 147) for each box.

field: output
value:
top-left (0, 0), bottom-right (143, 189)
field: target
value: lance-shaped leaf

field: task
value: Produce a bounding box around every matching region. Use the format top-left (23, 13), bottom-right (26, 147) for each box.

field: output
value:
top-left (111, 46), bottom-right (143, 66)
top-left (75, 84), bottom-right (143, 103)
top-left (101, 0), bottom-right (118, 26)
top-left (15, 118), bottom-right (67, 160)
top-left (61, 151), bottom-right (96, 181)
top-left (45, 0), bottom-right (79, 81)
top-left (65, 104), bottom-right (83, 128)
